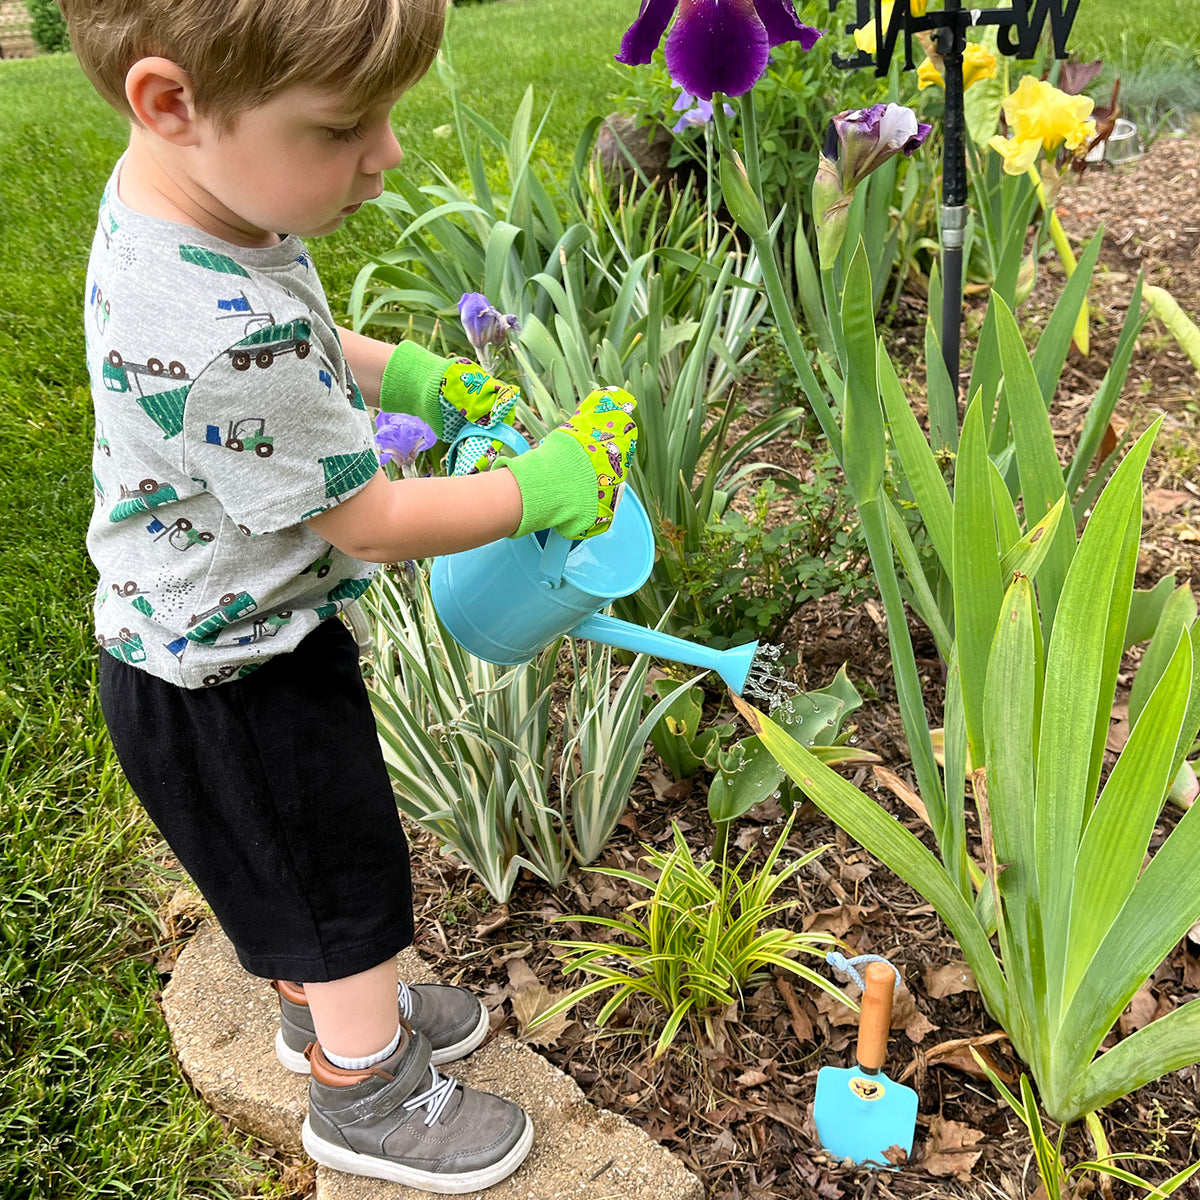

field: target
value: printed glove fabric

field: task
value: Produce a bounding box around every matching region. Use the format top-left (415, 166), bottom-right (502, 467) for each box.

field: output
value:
top-left (496, 386), bottom-right (638, 541)
top-left (378, 341), bottom-right (517, 473)
top-left (437, 359), bottom-right (520, 476)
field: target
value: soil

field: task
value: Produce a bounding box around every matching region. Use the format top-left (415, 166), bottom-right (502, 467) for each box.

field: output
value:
top-left (394, 132), bottom-right (1200, 1200)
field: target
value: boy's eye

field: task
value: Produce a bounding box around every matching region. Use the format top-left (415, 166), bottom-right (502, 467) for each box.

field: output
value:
top-left (325, 123), bottom-right (366, 143)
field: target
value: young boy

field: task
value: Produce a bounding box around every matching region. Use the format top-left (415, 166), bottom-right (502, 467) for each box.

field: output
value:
top-left (62, 0), bottom-right (637, 1191)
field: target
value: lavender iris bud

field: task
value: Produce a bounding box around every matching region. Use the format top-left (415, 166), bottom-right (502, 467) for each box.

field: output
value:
top-left (375, 411), bottom-right (436, 476)
top-left (457, 292), bottom-right (519, 368)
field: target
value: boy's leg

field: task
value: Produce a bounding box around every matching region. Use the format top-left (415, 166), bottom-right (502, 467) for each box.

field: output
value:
top-left (302, 958), bottom-right (400, 1062)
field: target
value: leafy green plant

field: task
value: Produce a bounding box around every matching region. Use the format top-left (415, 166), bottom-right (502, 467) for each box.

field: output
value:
top-left (972, 1051), bottom-right (1200, 1200)
top-left (26, 0), bottom-right (69, 54)
top-left (664, 461), bottom-right (872, 646)
top-left (707, 665), bottom-right (880, 857)
top-left (351, 63), bottom-right (802, 640)
top-left (739, 424), bottom-right (1200, 1123)
top-left (365, 566), bottom-right (682, 901)
top-left (529, 815), bottom-right (846, 1057)
top-left (647, 678), bottom-right (735, 781)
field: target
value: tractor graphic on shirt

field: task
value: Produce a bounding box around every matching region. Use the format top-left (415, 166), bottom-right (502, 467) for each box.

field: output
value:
top-left (109, 477), bottom-right (179, 523)
top-left (205, 417), bottom-right (275, 457)
top-left (186, 590), bottom-right (258, 645)
top-left (97, 628), bottom-right (147, 664)
top-left (226, 321), bottom-right (311, 371)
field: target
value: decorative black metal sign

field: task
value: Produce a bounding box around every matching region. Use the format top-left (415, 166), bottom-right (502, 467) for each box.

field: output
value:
top-left (829, 0), bottom-right (1083, 74)
top-left (825, 1), bottom-right (1083, 398)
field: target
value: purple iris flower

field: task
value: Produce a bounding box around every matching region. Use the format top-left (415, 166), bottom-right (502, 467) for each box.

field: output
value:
top-left (671, 83), bottom-right (735, 132)
top-left (813, 103), bottom-right (932, 267)
top-left (457, 292), bottom-right (519, 363)
top-left (375, 411), bottom-right (436, 470)
top-left (617, 0), bottom-right (822, 102)
top-left (830, 104), bottom-right (933, 189)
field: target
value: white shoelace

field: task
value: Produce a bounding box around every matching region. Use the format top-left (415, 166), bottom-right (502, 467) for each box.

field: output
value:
top-left (397, 979), bottom-right (414, 1020)
top-left (403, 1063), bottom-right (459, 1126)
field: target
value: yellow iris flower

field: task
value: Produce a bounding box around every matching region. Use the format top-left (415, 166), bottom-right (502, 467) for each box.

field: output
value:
top-left (917, 43), bottom-right (998, 91)
top-left (987, 75), bottom-right (1097, 175)
top-left (853, 1), bottom-right (928, 55)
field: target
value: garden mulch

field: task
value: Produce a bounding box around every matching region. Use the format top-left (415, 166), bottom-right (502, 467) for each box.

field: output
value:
top-left (160, 133), bottom-right (1200, 1199)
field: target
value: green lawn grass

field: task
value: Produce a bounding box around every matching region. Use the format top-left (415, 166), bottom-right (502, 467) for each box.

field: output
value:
top-left (0, 0), bottom-right (1193, 1194)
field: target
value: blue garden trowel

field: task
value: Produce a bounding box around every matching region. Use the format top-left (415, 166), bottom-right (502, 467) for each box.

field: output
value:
top-left (813, 960), bottom-right (918, 1167)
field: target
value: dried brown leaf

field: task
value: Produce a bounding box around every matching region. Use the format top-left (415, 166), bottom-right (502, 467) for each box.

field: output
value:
top-left (1118, 984), bottom-right (1157, 1036)
top-left (924, 962), bottom-right (978, 999)
top-left (921, 1114), bottom-right (985, 1178)
top-left (511, 984), bottom-right (570, 1047)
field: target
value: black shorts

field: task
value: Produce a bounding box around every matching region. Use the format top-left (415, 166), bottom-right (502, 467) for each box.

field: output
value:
top-left (99, 618), bottom-right (414, 982)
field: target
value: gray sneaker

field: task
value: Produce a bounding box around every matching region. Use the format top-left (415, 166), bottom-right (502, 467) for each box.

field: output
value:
top-left (302, 1032), bottom-right (533, 1193)
top-left (272, 978), bottom-right (489, 1072)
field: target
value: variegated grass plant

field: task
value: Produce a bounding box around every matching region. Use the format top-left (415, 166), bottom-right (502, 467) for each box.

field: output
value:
top-left (364, 566), bottom-right (684, 902)
top-left (737, 423), bottom-right (1200, 1124)
top-left (529, 815), bottom-right (846, 1057)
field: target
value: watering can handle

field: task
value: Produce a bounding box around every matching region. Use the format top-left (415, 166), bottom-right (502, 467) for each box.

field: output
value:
top-left (444, 420), bottom-right (532, 473)
top-left (446, 421), bottom-right (576, 588)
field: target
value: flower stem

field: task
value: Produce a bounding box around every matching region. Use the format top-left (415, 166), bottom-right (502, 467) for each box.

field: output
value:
top-left (710, 98), bottom-right (843, 460)
top-left (738, 91), bottom-right (762, 199)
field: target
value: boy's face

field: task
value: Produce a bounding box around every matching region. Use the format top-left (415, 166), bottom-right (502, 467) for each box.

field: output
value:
top-left (187, 85), bottom-right (403, 244)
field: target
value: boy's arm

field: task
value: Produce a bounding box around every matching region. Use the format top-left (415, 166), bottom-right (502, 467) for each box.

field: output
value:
top-left (336, 326), bottom-right (394, 408)
top-left (307, 468), bottom-right (523, 562)
top-left (337, 327), bottom-right (514, 463)
top-left (308, 386), bottom-right (641, 560)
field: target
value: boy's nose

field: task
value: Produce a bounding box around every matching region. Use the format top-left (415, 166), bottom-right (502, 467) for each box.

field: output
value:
top-left (366, 124), bottom-right (403, 174)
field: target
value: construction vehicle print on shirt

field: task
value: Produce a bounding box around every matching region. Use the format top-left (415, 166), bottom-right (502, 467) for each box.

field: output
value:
top-left (205, 417), bottom-right (274, 457)
top-left (146, 515), bottom-right (215, 552)
top-left (302, 549), bottom-right (335, 579)
top-left (110, 580), bottom-right (154, 619)
top-left (97, 628), bottom-right (147, 664)
top-left (186, 591), bottom-right (258, 645)
top-left (103, 349), bottom-right (189, 394)
top-left (226, 320), bottom-right (311, 371)
top-left (109, 478), bottom-right (179, 523)
top-left (233, 611), bottom-right (292, 645)
top-left (215, 291), bottom-right (276, 336)
top-left (314, 576), bottom-right (372, 621)
top-left (90, 282), bottom-right (111, 335)
top-left (179, 244), bottom-right (251, 279)
top-left (102, 350), bottom-right (193, 440)
top-left (319, 449), bottom-right (377, 500)
top-left (201, 661), bottom-right (263, 688)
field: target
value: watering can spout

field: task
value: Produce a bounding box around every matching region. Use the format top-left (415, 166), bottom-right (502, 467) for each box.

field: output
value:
top-left (571, 613), bottom-right (758, 696)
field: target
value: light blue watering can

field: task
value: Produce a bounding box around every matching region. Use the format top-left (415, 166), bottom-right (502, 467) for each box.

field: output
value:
top-left (429, 422), bottom-right (766, 695)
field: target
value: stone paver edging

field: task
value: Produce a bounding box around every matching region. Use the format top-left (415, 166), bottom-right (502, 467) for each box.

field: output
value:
top-left (162, 920), bottom-right (704, 1200)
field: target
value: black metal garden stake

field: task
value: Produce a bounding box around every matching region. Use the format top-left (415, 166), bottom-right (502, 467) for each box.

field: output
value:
top-left (828, 0), bottom-right (1083, 403)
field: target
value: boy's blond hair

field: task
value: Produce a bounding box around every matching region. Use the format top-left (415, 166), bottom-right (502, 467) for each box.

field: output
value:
top-left (58, 0), bottom-right (446, 127)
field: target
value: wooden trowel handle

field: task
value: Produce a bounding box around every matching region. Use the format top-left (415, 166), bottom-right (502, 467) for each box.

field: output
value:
top-left (856, 961), bottom-right (896, 1072)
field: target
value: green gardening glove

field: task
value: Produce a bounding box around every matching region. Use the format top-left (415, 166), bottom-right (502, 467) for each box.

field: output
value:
top-left (495, 387), bottom-right (639, 540)
top-left (379, 341), bottom-right (517, 473)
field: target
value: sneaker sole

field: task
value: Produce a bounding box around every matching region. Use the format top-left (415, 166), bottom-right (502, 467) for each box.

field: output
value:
top-left (301, 1109), bottom-right (533, 1194)
top-left (276, 999), bottom-right (490, 1074)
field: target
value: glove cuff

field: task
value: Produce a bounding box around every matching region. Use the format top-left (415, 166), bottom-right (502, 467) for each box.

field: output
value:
top-left (379, 340), bottom-right (453, 435)
top-left (495, 432), bottom-right (598, 539)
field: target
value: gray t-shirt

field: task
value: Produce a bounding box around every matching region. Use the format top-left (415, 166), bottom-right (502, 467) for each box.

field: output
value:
top-left (85, 161), bottom-right (379, 688)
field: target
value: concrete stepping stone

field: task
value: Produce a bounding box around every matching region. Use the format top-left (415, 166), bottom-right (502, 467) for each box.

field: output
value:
top-left (163, 919), bottom-right (704, 1200)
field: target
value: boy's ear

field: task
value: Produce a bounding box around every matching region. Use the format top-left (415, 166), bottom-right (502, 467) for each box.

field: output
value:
top-left (125, 57), bottom-right (201, 145)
